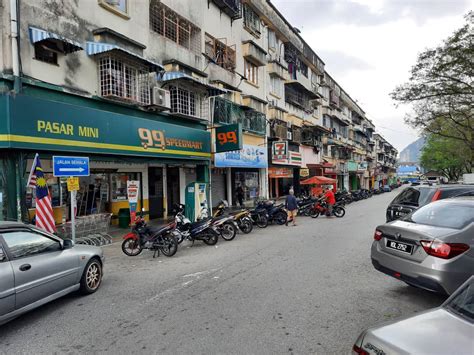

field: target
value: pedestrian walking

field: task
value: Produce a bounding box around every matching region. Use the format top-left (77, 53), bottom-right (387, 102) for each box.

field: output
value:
top-left (236, 184), bottom-right (245, 208)
top-left (285, 188), bottom-right (298, 226)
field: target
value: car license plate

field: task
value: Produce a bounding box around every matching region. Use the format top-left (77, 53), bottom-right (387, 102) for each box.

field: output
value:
top-left (386, 240), bottom-right (413, 254)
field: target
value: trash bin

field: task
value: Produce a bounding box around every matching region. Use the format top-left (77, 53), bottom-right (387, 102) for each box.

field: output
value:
top-left (118, 208), bottom-right (130, 229)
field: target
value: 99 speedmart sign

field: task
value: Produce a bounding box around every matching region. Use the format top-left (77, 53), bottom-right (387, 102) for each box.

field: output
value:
top-left (215, 124), bottom-right (243, 153)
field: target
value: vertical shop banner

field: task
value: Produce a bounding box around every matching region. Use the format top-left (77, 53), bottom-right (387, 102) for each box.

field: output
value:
top-left (127, 180), bottom-right (140, 224)
top-left (215, 124), bottom-right (243, 153)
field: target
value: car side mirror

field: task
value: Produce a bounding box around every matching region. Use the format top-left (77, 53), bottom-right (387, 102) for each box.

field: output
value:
top-left (62, 239), bottom-right (74, 249)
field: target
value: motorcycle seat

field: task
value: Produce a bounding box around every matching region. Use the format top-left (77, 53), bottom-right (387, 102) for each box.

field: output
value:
top-left (147, 224), bottom-right (172, 235)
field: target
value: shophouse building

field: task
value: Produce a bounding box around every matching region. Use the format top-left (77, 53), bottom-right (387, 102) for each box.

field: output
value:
top-left (0, 0), bottom-right (398, 223)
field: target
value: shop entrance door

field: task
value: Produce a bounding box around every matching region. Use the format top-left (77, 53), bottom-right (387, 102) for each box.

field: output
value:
top-left (167, 167), bottom-right (180, 215)
top-left (148, 167), bottom-right (164, 219)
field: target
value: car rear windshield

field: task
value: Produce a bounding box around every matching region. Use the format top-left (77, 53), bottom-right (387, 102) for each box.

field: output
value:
top-left (405, 202), bottom-right (474, 229)
top-left (391, 187), bottom-right (433, 207)
top-left (445, 281), bottom-right (474, 323)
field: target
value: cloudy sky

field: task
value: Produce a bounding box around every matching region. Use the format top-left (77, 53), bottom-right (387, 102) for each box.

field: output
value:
top-left (271, 0), bottom-right (473, 151)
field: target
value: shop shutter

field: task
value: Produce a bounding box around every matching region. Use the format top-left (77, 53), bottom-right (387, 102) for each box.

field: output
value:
top-left (211, 171), bottom-right (226, 207)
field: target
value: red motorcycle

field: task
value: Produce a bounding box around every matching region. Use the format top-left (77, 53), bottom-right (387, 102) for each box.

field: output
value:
top-left (122, 214), bottom-right (179, 258)
top-left (310, 198), bottom-right (346, 218)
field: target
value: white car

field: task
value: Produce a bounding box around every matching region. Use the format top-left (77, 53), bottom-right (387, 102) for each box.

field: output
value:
top-left (352, 276), bottom-right (474, 355)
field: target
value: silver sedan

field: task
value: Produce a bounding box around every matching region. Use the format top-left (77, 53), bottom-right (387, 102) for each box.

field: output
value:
top-left (352, 276), bottom-right (474, 355)
top-left (371, 197), bottom-right (474, 295)
top-left (0, 222), bottom-right (104, 325)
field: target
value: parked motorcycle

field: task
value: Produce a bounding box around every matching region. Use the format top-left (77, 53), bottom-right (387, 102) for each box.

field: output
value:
top-left (310, 198), bottom-right (346, 218)
top-left (172, 204), bottom-right (220, 245)
top-left (250, 206), bottom-right (269, 228)
top-left (255, 200), bottom-right (288, 225)
top-left (121, 213), bottom-right (179, 258)
top-left (296, 195), bottom-right (316, 216)
top-left (213, 200), bottom-right (252, 235)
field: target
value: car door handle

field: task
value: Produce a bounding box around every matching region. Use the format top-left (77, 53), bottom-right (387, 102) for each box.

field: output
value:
top-left (19, 264), bottom-right (31, 271)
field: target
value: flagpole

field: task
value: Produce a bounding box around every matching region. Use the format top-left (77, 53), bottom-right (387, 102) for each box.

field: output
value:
top-left (26, 153), bottom-right (38, 188)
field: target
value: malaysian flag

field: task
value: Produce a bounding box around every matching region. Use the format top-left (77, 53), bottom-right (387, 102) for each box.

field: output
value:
top-left (26, 153), bottom-right (39, 188)
top-left (27, 156), bottom-right (56, 233)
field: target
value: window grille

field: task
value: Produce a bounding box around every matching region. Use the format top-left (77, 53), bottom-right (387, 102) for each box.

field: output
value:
top-left (204, 33), bottom-right (236, 70)
top-left (243, 4), bottom-right (261, 37)
top-left (213, 97), bottom-right (265, 135)
top-left (244, 60), bottom-right (258, 85)
top-left (150, 1), bottom-right (201, 54)
top-left (99, 54), bottom-right (151, 105)
top-left (168, 85), bottom-right (208, 119)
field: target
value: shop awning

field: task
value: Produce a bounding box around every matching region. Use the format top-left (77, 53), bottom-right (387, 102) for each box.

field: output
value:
top-left (300, 176), bottom-right (337, 185)
top-left (29, 26), bottom-right (83, 53)
top-left (158, 71), bottom-right (226, 96)
top-left (86, 41), bottom-right (163, 71)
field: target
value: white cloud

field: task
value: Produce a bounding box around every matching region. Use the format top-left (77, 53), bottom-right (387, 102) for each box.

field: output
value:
top-left (272, 0), bottom-right (473, 150)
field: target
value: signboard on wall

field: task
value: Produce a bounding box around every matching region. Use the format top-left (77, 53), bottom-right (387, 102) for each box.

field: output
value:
top-left (215, 124), bottom-right (243, 153)
top-left (1, 95), bottom-right (211, 159)
top-left (268, 167), bottom-right (293, 178)
top-left (215, 144), bottom-right (267, 168)
top-left (300, 168), bottom-right (310, 177)
top-left (273, 149), bottom-right (303, 166)
top-left (272, 141), bottom-right (288, 160)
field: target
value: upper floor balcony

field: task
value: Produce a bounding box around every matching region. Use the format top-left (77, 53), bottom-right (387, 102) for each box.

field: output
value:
top-left (211, 0), bottom-right (242, 20)
top-left (213, 97), bottom-right (266, 135)
top-left (267, 60), bottom-right (288, 80)
top-left (242, 40), bottom-right (267, 67)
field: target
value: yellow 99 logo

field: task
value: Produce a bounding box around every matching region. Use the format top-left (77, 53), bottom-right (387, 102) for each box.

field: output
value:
top-left (138, 128), bottom-right (166, 150)
top-left (217, 131), bottom-right (237, 146)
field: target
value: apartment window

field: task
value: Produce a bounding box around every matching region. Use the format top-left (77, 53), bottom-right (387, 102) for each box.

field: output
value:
top-left (299, 60), bottom-right (308, 78)
top-left (204, 33), bottom-right (236, 70)
top-left (243, 4), bottom-right (261, 37)
top-left (150, 1), bottom-right (201, 54)
top-left (98, 54), bottom-right (151, 105)
top-left (244, 60), bottom-right (258, 85)
top-left (99, 0), bottom-right (128, 17)
top-left (268, 30), bottom-right (277, 51)
top-left (34, 43), bottom-right (58, 65)
top-left (270, 76), bottom-right (282, 97)
top-left (169, 85), bottom-right (197, 117)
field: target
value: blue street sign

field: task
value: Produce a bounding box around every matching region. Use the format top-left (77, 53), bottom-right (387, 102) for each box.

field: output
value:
top-left (53, 156), bottom-right (90, 177)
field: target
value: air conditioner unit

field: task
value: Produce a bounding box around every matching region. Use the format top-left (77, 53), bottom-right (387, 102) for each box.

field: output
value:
top-left (149, 87), bottom-right (171, 110)
top-left (287, 131), bottom-right (292, 140)
top-left (286, 121), bottom-right (292, 128)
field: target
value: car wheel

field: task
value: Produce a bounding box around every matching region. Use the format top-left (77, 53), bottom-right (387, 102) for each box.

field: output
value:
top-left (80, 258), bottom-right (103, 294)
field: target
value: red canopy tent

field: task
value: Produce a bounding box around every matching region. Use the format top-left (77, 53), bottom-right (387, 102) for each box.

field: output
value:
top-left (300, 176), bottom-right (337, 195)
top-left (300, 176), bottom-right (337, 185)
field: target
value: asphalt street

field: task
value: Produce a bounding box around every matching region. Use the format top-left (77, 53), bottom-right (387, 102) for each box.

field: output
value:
top-left (0, 189), bottom-right (447, 354)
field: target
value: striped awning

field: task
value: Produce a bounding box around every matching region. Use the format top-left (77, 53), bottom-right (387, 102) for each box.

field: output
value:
top-left (29, 26), bottom-right (82, 53)
top-left (158, 71), bottom-right (226, 96)
top-left (86, 42), bottom-right (163, 71)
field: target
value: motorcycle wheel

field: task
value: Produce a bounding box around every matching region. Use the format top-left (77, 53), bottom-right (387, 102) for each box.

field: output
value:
top-left (310, 210), bottom-right (320, 218)
top-left (240, 219), bottom-right (253, 234)
top-left (221, 222), bottom-right (237, 241)
top-left (334, 207), bottom-right (346, 218)
top-left (256, 214), bottom-right (268, 228)
top-left (203, 233), bottom-right (219, 245)
top-left (122, 238), bottom-right (142, 256)
top-left (275, 211), bottom-right (287, 225)
top-left (160, 234), bottom-right (178, 257)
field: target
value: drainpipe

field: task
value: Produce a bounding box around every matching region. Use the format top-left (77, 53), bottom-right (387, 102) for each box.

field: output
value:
top-left (10, 0), bottom-right (20, 91)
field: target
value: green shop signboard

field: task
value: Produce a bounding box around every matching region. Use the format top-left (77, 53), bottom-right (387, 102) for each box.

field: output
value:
top-left (215, 123), bottom-right (242, 153)
top-left (0, 95), bottom-right (211, 160)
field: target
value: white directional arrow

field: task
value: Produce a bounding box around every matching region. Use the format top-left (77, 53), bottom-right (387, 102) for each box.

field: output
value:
top-left (58, 167), bottom-right (85, 172)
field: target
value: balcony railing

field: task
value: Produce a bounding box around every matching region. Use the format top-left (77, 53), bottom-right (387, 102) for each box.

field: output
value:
top-left (271, 123), bottom-right (288, 140)
top-left (211, 0), bottom-right (242, 20)
top-left (213, 97), bottom-right (266, 135)
top-left (292, 126), bottom-right (302, 144)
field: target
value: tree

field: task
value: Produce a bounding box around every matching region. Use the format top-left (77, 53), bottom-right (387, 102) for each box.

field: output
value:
top-left (420, 135), bottom-right (471, 181)
top-left (391, 11), bottom-right (474, 171)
